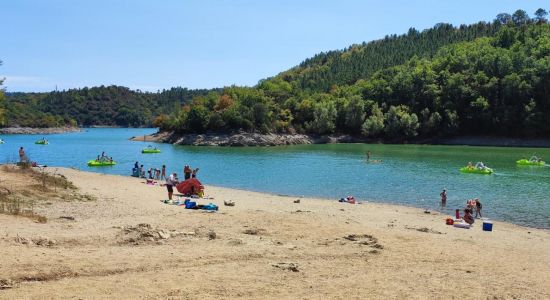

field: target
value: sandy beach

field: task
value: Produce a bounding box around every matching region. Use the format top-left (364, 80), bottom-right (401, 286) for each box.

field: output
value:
top-left (1, 165), bottom-right (549, 299)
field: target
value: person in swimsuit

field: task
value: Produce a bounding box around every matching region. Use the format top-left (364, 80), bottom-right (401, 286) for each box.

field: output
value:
top-left (440, 189), bottom-right (447, 206)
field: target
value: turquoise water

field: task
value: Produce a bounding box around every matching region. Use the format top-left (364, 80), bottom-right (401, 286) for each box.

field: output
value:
top-left (1, 128), bottom-right (550, 229)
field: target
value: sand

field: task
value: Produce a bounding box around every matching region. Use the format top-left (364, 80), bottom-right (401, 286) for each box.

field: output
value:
top-left (0, 166), bottom-right (549, 299)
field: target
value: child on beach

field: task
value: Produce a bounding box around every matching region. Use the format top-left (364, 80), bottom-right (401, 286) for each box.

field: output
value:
top-left (475, 199), bottom-right (482, 218)
top-left (192, 168), bottom-right (199, 178)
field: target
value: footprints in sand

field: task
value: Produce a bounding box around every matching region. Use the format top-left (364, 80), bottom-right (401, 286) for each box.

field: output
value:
top-left (405, 226), bottom-right (445, 235)
top-left (341, 234), bottom-right (384, 253)
top-left (272, 262), bottom-right (300, 272)
top-left (117, 223), bottom-right (200, 245)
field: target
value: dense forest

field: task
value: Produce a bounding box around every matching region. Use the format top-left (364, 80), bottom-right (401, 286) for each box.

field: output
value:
top-left (2, 9), bottom-right (549, 141)
top-left (156, 9), bottom-right (550, 139)
top-left (4, 87), bottom-right (215, 127)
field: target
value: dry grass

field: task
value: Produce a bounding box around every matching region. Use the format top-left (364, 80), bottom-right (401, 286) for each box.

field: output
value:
top-left (0, 164), bottom-right (88, 222)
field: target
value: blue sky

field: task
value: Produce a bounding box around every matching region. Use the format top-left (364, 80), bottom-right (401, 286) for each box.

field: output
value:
top-left (1, 0), bottom-right (548, 92)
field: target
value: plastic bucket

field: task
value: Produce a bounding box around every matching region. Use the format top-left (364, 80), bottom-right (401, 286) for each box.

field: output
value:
top-left (482, 221), bottom-right (493, 231)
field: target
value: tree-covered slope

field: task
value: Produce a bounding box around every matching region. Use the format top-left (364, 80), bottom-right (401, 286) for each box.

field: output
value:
top-left (157, 10), bottom-right (550, 139)
top-left (4, 86), bottom-right (216, 127)
top-left (278, 21), bottom-right (500, 93)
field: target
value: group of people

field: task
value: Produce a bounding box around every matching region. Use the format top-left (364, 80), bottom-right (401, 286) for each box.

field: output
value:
top-left (467, 161), bottom-right (488, 170)
top-left (183, 164), bottom-right (199, 180)
top-left (440, 189), bottom-right (483, 225)
top-left (164, 164), bottom-right (200, 200)
top-left (528, 155), bottom-right (543, 163)
top-left (133, 161), bottom-right (166, 180)
top-left (95, 152), bottom-right (113, 163)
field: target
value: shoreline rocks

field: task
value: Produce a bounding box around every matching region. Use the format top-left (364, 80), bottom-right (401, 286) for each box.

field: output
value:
top-left (132, 130), bottom-right (550, 148)
top-left (132, 131), bottom-right (365, 146)
top-left (0, 127), bottom-right (81, 135)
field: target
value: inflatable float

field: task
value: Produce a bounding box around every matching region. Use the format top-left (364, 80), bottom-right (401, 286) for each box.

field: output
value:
top-left (35, 140), bottom-right (49, 145)
top-left (142, 148), bottom-right (161, 154)
top-left (459, 166), bottom-right (493, 174)
top-left (516, 159), bottom-right (545, 166)
top-left (87, 160), bottom-right (116, 167)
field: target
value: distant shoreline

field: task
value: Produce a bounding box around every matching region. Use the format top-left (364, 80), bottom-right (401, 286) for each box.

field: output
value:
top-left (0, 126), bottom-right (81, 135)
top-left (131, 130), bottom-right (550, 148)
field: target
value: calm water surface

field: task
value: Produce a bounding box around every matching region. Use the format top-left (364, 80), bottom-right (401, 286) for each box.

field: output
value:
top-left (1, 128), bottom-right (549, 228)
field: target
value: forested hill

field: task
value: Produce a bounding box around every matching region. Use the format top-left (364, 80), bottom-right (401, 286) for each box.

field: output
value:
top-left (155, 9), bottom-right (550, 139)
top-left (277, 21), bottom-right (500, 93)
top-left (3, 86), bottom-right (216, 127)
top-left (1, 8), bottom-right (549, 142)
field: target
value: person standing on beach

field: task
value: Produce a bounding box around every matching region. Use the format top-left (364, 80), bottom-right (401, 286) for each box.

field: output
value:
top-left (161, 165), bottom-right (166, 180)
top-left (440, 189), bottom-right (447, 206)
top-left (19, 147), bottom-right (26, 162)
top-left (192, 168), bottom-right (199, 178)
top-left (475, 198), bottom-right (483, 218)
top-left (184, 165), bottom-right (192, 180)
top-left (166, 173), bottom-right (178, 200)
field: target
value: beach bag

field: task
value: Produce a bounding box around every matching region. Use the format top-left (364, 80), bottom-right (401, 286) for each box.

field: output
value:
top-left (203, 203), bottom-right (218, 211)
top-left (185, 201), bottom-right (197, 209)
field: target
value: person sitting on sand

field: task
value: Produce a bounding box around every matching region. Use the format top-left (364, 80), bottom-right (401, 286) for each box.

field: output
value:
top-left (463, 208), bottom-right (474, 225)
top-left (475, 199), bottom-right (482, 218)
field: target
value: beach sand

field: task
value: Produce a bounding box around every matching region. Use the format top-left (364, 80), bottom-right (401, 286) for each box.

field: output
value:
top-left (1, 166), bottom-right (549, 299)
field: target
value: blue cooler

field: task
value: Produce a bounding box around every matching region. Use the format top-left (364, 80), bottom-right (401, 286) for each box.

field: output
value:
top-left (482, 221), bottom-right (493, 231)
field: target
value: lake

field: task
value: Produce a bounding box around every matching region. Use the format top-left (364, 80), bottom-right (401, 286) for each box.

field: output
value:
top-left (2, 128), bottom-right (550, 229)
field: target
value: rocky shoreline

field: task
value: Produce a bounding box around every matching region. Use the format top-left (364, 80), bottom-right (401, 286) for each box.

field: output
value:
top-left (0, 126), bottom-right (81, 135)
top-left (131, 131), bottom-right (550, 148)
top-left (130, 131), bottom-right (364, 146)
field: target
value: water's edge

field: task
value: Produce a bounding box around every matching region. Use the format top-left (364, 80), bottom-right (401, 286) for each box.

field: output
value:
top-left (131, 131), bottom-right (550, 148)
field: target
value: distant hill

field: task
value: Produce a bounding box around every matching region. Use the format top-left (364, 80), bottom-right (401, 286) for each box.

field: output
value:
top-left (4, 86), bottom-right (217, 127)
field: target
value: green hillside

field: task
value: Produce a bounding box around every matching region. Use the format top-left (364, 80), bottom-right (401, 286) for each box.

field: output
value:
top-left (4, 86), bottom-right (215, 127)
top-left (157, 9), bottom-right (550, 139)
top-left (2, 9), bottom-right (549, 141)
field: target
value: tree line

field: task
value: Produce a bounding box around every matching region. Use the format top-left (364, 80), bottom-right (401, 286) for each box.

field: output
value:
top-left (156, 9), bottom-right (550, 140)
top-left (2, 9), bottom-right (549, 141)
top-left (4, 86), bottom-right (216, 127)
